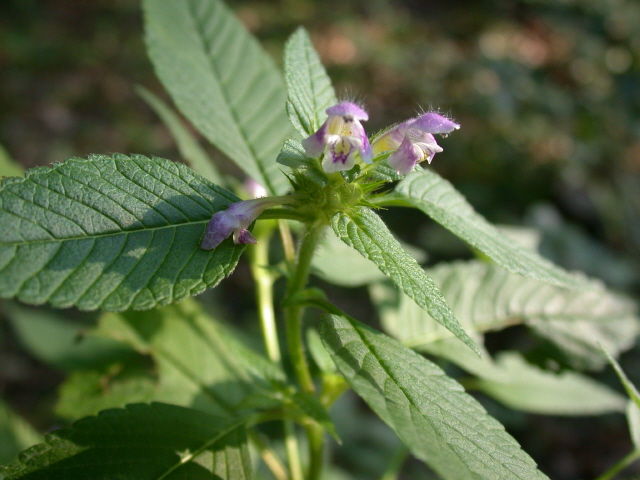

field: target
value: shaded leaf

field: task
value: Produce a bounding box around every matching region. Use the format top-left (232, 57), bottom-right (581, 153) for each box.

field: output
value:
top-left (144, 0), bottom-right (291, 195)
top-left (474, 352), bottom-right (625, 415)
top-left (373, 260), bottom-right (638, 370)
top-left (0, 403), bottom-right (251, 480)
top-left (391, 169), bottom-right (584, 289)
top-left (2, 303), bottom-right (135, 371)
top-left (95, 298), bottom-right (284, 417)
top-left (0, 401), bottom-right (41, 465)
top-left (284, 27), bottom-right (337, 137)
top-left (320, 314), bottom-right (548, 480)
top-left (0, 154), bottom-right (244, 312)
top-left (136, 85), bottom-right (223, 185)
top-left (331, 207), bottom-right (477, 353)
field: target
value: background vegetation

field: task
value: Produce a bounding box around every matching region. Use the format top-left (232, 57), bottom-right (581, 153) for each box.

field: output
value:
top-left (1, 0), bottom-right (639, 478)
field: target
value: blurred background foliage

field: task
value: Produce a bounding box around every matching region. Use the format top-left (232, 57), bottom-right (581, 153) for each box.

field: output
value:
top-left (1, 0), bottom-right (640, 478)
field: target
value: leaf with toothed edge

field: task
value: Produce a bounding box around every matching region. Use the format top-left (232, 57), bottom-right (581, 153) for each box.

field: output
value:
top-left (0, 403), bottom-right (252, 480)
top-left (320, 314), bottom-right (550, 480)
top-left (0, 154), bottom-right (245, 312)
top-left (284, 27), bottom-right (338, 137)
top-left (389, 169), bottom-right (586, 290)
top-left (144, 0), bottom-right (293, 195)
top-left (331, 206), bottom-right (478, 354)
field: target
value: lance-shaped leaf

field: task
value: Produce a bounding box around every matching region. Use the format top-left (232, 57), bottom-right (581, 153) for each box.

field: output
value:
top-left (390, 169), bottom-right (584, 289)
top-left (0, 154), bottom-right (245, 312)
top-left (144, 0), bottom-right (291, 195)
top-left (373, 260), bottom-right (638, 370)
top-left (136, 86), bottom-right (223, 185)
top-left (0, 403), bottom-right (252, 480)
top-left (331, 207), bottom-right (478, 353)
top-left (320, 314), bottom-right (549, 480)
top-left (284, 27), bottom-right (337, 137)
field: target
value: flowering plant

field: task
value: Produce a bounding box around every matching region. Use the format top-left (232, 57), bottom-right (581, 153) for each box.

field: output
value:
top-left (0, 1), bottom-right (639, 480)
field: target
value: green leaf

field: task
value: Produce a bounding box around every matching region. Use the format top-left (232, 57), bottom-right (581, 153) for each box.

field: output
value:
top-left (313, 228), bottom-right (386, 287)
top-left (56, 368), bottom-right (158, 420)
top-left (373, 260), bottom-right (638, 370)
top-left (136, 86), bottom-right (223, 185)
top-left (0, 400), bottom-right (41, 465)
top-left (474, 352), bottom-right (626, 415)
top-left (284, 27), bottom-right (337, 137)
top-left (0, 154), bottom-right (244, 312)
top-left (391, 169), bottom-right (585, 289)
top-left (276, 139), bottom-right (328, 187)
top-left (0, 403), bottom-right (252, 480)
top-left (0, 144), bottom-right (23, 178)
top-left (331, 207), bottom-right (478, 354)
top-left (94, 298), bottom-right (284, 417)
top-left (320, 314), bottom-right (549, 480)
top-left (2, 303), bottom-right (136, 371)
top-left (144, 0), bottom-right (292, 195)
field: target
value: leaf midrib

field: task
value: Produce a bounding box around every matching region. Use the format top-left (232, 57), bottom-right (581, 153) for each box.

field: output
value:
top-left (184, 0), bottom-right (277, 195)
top-left (0, 219), bottom-right (210, 247)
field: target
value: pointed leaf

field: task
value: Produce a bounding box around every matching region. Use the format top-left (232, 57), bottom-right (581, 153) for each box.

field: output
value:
top-left (0, 403), bottom-right (251, 480)
top-left (0, 144), bottom-right (23, 178)
top-left (392, 169), bottom-right (585, 289)
top-left (144, 0), bottom-right (292, 195)
top-left (374, 260), bottom-right (638, 370)
top-left (284, 27), bottom-right (337, 136)
top-left (320, 314), bottom-right (549, 480)
top-left (136, 86), bottom-right (223, 185)
top-left (0, 154), bottom-right (244, 312)
top-left (331, 207), bottom-right (477, 353)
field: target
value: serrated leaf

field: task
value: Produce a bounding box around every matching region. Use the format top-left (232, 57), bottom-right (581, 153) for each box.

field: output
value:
top-left (320, 314), bottom-right (549, 480)
top-left (0, 403), bottom-right (251, 480)
top-left (144, 0), bottom-right (292, 195)
top-left (136, 86), bottom-right (223, 185)
top-left (474, 352), bottom-right (625, 415)
top-left (284, 27), bottom-right (337, 137)
top-left (94, 298), bottom-right (284, 418)
top-left (392, 169), bottom-right (585, 289)
top-left (373, 260), bottom-right (638, 370)
top-left (331, 207), bottom-right (477, 353)
top-left (0, 154), bottom-right (244, 312)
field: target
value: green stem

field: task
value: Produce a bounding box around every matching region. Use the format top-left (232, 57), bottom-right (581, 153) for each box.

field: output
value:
top-left (248, 220), bottom-right (281, 364)
top-left (284, 221), bottom-right (327, 480)
top-left (379, 445), bottom-right (409, 480)
top-left (285, 421), bottom-right (305, 480)
top-left (285, 221), bottom-right (325, 394)
top-left (595, 449), bottom-right (640, 480)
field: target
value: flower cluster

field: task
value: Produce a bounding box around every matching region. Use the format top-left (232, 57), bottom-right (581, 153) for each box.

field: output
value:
top-left (303, 102), bottom-right (459, 175)
top-left (200, 102), bottom-right (459, 251)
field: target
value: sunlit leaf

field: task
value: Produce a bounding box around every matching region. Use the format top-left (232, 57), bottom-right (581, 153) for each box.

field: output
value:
top-left (320, 314), bottom-right (549, 480)
top-left (0, 154), bottom-right (244, 312)
top-left (144, 0), bottom-right (292, 194)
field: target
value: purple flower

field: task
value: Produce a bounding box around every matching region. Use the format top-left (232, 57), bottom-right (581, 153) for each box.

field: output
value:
top-left (372, 112), bottom-right (460, 175)
top-left (200, 196), bottom-right (292, 250)
top-left (302, 102), bottom-right (372, 173)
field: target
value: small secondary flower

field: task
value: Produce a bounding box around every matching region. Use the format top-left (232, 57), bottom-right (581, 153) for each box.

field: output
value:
top-left (302, 102), bottom-right (372, 173)
top-left (372, 112), bottom-right (460, 175)
top-left (200, 196), bottom-right (292, 250)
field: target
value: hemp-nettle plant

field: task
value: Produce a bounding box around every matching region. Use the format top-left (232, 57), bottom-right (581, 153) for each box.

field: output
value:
top-left (1, 1), bottom-right (639, 480)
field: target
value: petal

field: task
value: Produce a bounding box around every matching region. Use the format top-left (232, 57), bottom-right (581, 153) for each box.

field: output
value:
top-left (234, 229), bottom-right (258, 245)
top-left (326, 102), bottom-right (369, 121)
top-left (200, 210), bottom-right (238, 250)
top-left (371, 122), bottom-right (410, 155)
top-left (387, 135), bottom-right (423, 175)
top-left (302, 118), bottom-right (331, 157)
top-left (411, 112), bottom-right (460, 134)
top-left (322, 136), bottom-right (361, 173)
